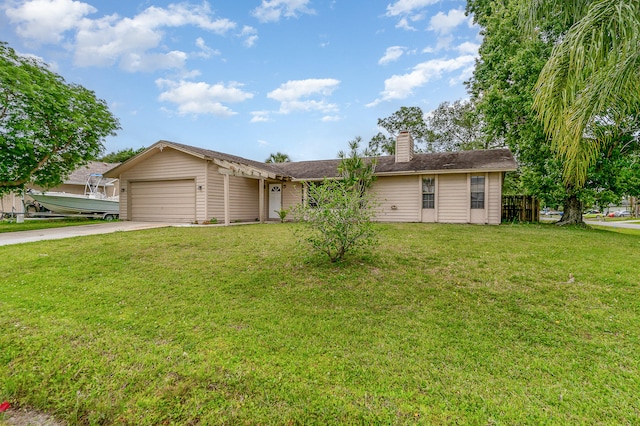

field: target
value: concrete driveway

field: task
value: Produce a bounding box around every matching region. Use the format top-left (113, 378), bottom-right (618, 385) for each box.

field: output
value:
top-left (0, 222), bottom-right (172, 246)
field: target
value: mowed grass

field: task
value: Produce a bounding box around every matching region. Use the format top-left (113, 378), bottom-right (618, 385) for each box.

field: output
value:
top-left (0, 218), bottom-right (100, 233)
top-left (1, 223), bottom-right (639, 424)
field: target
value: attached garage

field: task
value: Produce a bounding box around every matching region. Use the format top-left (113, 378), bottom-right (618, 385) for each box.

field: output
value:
top-left (130, 179), bottom-right (195, 223)
top-left (105, 141), bottom-right (286, 224)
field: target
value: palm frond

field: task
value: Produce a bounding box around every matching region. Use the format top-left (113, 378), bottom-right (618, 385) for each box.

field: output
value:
top-left (531, 0), bottom-right (640, 187)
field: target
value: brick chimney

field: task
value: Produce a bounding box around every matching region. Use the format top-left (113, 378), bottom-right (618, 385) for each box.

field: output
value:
top-left (395, 130), bottom-right (414, 163)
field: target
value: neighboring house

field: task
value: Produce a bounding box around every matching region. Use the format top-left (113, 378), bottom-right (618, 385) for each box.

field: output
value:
top-left (1, 161), bottom-right (119, 215)
top-left (104, 132), bottom-right (517, 225)
top-left (30, 161), bottom-right (120, 197)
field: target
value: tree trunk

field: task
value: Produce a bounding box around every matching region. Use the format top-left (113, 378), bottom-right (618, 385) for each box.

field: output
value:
top-left (556, 191), bottom-right (584, 226)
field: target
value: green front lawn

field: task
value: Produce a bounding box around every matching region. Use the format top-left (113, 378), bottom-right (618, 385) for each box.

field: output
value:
top-left (0, 218), bottom-right (100, 233)
top-left (1, 223), bottom-right (639, 424)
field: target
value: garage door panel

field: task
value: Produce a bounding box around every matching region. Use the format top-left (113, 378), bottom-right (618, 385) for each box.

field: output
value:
top-left (130, 180), bottom-right (195, 223)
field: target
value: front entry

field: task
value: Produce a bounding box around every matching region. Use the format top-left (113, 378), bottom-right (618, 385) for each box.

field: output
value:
top-left (268, 184), bottom-right (282, 219)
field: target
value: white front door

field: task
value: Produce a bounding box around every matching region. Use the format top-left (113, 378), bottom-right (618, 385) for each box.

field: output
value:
top-left (268, 184), bottom-right (282, 219)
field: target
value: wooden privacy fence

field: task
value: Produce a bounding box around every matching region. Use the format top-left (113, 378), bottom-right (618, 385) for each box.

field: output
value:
top-left (502, 195), bottom-right (539, 222)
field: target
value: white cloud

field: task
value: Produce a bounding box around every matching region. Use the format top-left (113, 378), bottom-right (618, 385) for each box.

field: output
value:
top-left (239, 26), bottom-right (258, 48)
top-left (131, 3), bottom-right (235, 34)
top-left (386, 0), bottom-right (439, 17)
top-left (120, 50), bottom-right (188, 73)
top-left (5, 0), bottom-right (96, 43)
top-left (435, 34), bottom-right (455, 51)
top-left (429, 8), bottom-right (470, 35)
top-left (378, 46), bottom-right (405, 65)
top-left (423, 38), bottom-right (478, 56)
top-left (367, 55), bottom-right (476, 106)
top-left (268, 78), bottom-right (340, 114)
top-left (74, 3), bottom-right (235, 70)
top-left (456, 41), bottom-right (479, 55)
top-left (448, 65), bottom-right (475, 86)
top-left (6, 1), bottom-right (237, 72)
top-left (156, 79), bottom-right (253, 117)
top-left (195, 37), bottom-right (220, 58)
top-left (395, 17), bottom-right (416, 31)
top-left (252, 0), bottom-right (315, 23)
top-left (251, 111), bottom-right (271, 123)
top-left (321, 115), bottom-right (341, 122)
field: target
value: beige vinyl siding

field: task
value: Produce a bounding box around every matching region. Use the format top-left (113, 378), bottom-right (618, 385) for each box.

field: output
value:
top-left (130, 179), bottom-right (195, 222)
top-left (229, 176), bottom-right (260, 222)
top-left (207, 165), bottom-right (225, 222)
top-left (437, 174), bottom-right (468, 223)
top-left (282, 182), bottom-right (302, 212)
top-left (487, 172), bottom-right (502, 224)
top-left (120, 148), bottom-right (206, 221)
top-left (371, 175), bottom-right (421, 222)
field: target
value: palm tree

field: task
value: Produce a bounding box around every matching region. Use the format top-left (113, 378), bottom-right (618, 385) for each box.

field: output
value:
top-left (528, 0), bottom-right (640, 188)
top-left (265, 152), bottom-right (291, 163)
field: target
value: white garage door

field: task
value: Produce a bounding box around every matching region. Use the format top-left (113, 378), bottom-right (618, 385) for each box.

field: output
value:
top-left (130, 179), bottom-right (196, 223)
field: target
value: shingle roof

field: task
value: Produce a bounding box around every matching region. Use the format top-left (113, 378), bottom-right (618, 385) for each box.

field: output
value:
top-left (163, 141), bottom-right (287, 177)
top-left (106, 140), bottom-right (517, 181)
top-left (66, 161), bottom-right (120, 185)
top-left (274, 149), bottom-right (517, 180)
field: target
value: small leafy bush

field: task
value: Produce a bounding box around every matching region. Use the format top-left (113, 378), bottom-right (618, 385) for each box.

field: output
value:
top-left (291, 179), bottom-right (378, 262)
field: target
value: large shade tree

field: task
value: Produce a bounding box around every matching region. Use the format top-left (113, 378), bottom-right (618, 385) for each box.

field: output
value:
top-left (467, 0), bottom-right (566, 209)
top-left (426, 100), bottom-right (498, 151)
top-left (468, 0), bottom-right (640, 224)
top-left (98, 147), bottom-right (145, 163)
top-left (0, 42), bottom-right (119, 195)
top-left (368, 102), bottom-right (491, 155)
top-left (528, 0), bottom-right (640, 190)
top-left (527, 0), bottom-right (640, 223)
top-left (368, 106), bottom-right (431, 155)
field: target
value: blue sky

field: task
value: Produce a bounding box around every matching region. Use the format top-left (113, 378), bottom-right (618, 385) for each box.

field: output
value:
top-left (1, 0), bottom-right (480, 162)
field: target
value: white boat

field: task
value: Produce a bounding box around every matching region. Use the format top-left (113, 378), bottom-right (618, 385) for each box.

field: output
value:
top-left (28, 174), bottom-right (119, 217)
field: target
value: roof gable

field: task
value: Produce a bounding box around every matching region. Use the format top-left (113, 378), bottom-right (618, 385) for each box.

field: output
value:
top-left (104, 140), bottom-right (286, 179)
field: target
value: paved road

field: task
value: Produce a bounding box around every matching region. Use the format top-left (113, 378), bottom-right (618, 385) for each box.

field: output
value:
top-left (541, 216), bottom-right (640, 230)
top-left (585, 219), bottom-right (640, 230)
top-left (0, 222), bottom-right (172, 246)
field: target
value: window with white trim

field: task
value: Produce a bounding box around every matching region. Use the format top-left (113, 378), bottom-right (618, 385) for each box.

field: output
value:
top-left (470, 175), bottom-right (485, 209)
top-left (422, 177), bottom-right (435, 209)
